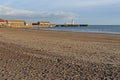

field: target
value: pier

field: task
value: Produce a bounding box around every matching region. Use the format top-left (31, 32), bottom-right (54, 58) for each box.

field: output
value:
top-left (56, 24), bottom-right (88, 27)
top-left (56, 19), bottom-right (88, 27)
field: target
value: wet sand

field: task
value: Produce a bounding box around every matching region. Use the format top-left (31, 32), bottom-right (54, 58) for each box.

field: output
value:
top-left (0, 28), bottom-right (120, 80)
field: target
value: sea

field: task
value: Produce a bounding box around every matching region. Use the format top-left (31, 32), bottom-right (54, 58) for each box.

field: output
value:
top-left (33, 25), bottom-right (120, 34)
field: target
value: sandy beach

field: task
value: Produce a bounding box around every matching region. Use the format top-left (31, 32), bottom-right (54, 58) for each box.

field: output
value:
top-left (0, 28), bottom-right (120, 80)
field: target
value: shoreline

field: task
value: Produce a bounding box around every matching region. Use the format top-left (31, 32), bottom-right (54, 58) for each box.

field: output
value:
top-left (8, 28), bottom-right (120, 43)
top-left (5, 27), bottom-right (120, 35)
top-left (23, 27), bottom-right (120, 35)
top-left (0, 28), bottom-right (120, 79)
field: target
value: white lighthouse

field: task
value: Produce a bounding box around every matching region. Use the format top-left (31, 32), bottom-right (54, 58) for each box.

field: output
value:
top-left (72, 19), bottom-right (75, 25)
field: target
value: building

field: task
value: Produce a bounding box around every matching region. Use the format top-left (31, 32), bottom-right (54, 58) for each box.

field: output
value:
top-left (26, 23), bottom-right (35, 28)
top-left (0, 18), bottom-right (7, 26)
top-left (6, 20), bottom-right (26, 28)
top-left (0, 18), bottom-right (56, 28)
top-left (38, 21), bottom-right (56, 28)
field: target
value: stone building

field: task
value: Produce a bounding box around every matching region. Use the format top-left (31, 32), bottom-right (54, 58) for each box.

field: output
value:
top-left (6, 20), bottom-right (26, 28)
top-left (26, 23), bottom-right (35, 28)
top-left (0, 18), bottom-right (7, 26)
top-left (38, 21), bottom-right (56, 28)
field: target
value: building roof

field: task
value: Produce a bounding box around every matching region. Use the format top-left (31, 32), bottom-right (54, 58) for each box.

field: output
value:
top-left (0, 18), bottom-right (6, 22)
top-left (39, 21), bottom-right (50, 23)
top-left (0, 18), bottom-right (4, 20)
top-left (7, 20), bottom-right (25, 22)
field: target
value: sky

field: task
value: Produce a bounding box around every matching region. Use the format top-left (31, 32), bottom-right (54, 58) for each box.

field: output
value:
top-left (0, 0), bottom-right (120, 25)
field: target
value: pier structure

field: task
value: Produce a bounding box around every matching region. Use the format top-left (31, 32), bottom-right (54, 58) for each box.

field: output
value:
top-left (56, 19), bottom-right (88, 27)
top-left (56, 24), bottom-right (88, 27)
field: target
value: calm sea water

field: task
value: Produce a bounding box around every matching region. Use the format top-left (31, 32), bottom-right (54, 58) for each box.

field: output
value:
top-left (34, 25), bottom-right (120, 34)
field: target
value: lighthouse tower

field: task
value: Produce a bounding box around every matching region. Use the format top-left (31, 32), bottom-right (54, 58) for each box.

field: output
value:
top-left (72, 19), bottom-right (74, 25)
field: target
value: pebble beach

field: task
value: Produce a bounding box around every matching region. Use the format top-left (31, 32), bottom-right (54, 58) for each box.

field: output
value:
top-left (0, 28), bottom-right (120, 80)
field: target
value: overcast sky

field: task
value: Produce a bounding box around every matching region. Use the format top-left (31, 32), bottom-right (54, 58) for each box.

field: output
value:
top-left (0, 0), bottom-right (120, 24)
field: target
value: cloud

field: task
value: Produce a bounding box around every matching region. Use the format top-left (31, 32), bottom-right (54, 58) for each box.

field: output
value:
top-left (2, 0), bottom-right (120, 11)
top-left (0, 5), bottom-right (34, 16)
top-left (79, 0), bottom-right (120, 7)
top-left (52, 0), bottom-right (120, 8)
top-left (0, 5), bottom-right (76, 23)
